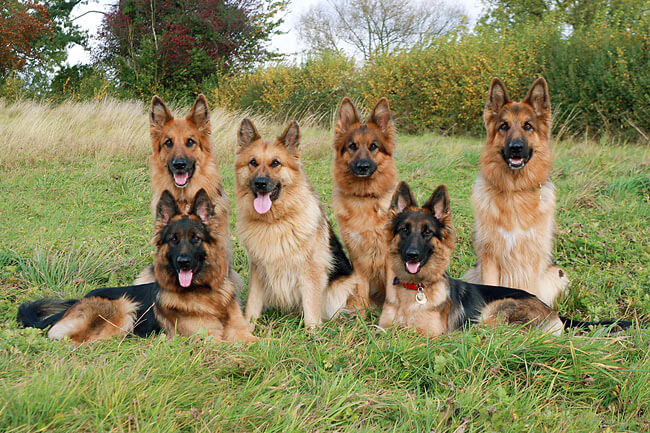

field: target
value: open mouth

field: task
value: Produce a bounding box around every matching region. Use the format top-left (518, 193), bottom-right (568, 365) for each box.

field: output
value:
top-left (405, 261), bottom-right (421, 274)
top-left (170, 166), bottom-right (195, 188)
top-left (507, 158), bottom-right (526, 170)
top-left (177, 269), bottom-right (194, 288)
top-left (253, 184), bottom-right (281, 214)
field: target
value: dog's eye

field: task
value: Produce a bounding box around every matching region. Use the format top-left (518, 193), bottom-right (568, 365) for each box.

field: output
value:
top-left (523, 122), bottom-right (533, 131)
top-left (164, 138), bottom-right (173, 148)
top-left (191, 234), bottom-right (201, 244)
top-left (249, 158), bottom-right (258, 167)
top-left (399, 225), bottom-right (409, 234)
top-left (369, 141), bottom-right (378, 151)
top-left (499, 122), bottom-right (509, 131)
top-left (169, 234), bottom-right (178, 244)
top-left (270, 159), bottom-right (281, 168)
top-left (186, 138), bottom-right (195, 147)
top-left (422, 227), bottom-right (433, 237)
top-left (348, 142), bottom-right (357, 152)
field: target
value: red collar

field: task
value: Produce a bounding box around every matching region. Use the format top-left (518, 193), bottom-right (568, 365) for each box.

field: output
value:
top-left (393, 277), bottom-right (423, 290)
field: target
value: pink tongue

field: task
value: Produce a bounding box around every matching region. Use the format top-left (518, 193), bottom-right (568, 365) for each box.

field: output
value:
top-left (178, 270), bottom-right (193, 287)
top-left (253, 193), bottom-right (272, 214)
top-left (406, 262), bottom-right (421, 274)
top-left (174, 172), bottom-right (189, 186)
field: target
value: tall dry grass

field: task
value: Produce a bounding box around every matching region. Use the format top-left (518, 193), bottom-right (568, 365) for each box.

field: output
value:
top-left (0, 98), bottom-right (334, 169)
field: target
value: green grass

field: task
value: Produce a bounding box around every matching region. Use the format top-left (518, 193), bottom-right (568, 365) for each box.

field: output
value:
top-left (0, 100), bottom-right (649, 432)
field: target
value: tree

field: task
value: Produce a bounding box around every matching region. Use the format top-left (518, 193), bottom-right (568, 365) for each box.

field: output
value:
top-left (297, 0), bottom-right (466, 60)
top-left (96, 0), bottom-right (287, 98)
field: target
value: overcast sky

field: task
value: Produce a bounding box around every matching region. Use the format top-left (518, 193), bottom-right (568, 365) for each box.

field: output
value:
top-left (67, 0), bottom-right (484, 65)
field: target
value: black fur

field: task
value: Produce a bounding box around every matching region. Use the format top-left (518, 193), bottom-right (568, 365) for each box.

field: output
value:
top-left (17, 283), bottom-right (161, 337)
top-left (327, 223), bottom-right (354, 283)
top-left (559, 316), bottom-right (636, 331)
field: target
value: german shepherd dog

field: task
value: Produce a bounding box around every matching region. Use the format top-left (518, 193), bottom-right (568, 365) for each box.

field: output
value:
top-left (17, 190), bottom-right (255, 343)
top-left (464, 77), bottom-right (568, 307)
top-left (332, 97), bottom-right (398, 313)
top-left (378, 182), bottom-right (564, 336)
top-left (235, 119), bottom-right (357, 329)
top-left (135, 94), bottom-right (234, 285)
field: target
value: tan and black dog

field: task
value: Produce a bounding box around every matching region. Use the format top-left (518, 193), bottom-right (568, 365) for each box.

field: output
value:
top-left (17, 190), bottom-right (255, 343)
top-left (379, 182), bottom-right (564, 337)
top-left (235, 119), bottom-right (357, 330)
top-left (135, 94), bottom-right (234, 285)
top-left (464, 77), bottom-right (568, 306)
top-left (332, 97), bottom-right (398, 313)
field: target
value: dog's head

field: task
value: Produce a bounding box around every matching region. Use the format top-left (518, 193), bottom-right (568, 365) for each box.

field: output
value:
top-left (154, 189), bottom-right (218, 290)
top-left (333, 98), bottom-right (397, 195)
top-left (150, 94), bottom-right (211, 189)
top-left (387, 182), bottom-right (455, 283)
top-left (482, 78), bottom-right (552, 185)
top-left (234, 119), bottom-right (303, 216)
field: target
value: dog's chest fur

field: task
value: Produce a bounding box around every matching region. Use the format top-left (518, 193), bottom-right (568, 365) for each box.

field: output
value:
top-left (392, 281), bottom-right (452, 337)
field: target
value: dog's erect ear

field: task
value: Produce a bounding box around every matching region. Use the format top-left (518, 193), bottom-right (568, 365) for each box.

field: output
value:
top-left (238, 118), bottom-right (261, 148)
top-left (335, 97), bottom-right (359, 136)
top-left (485, 78), bottom-right (510, 115)
top-left (156, 190), bottom-right (180, 225)
top-left (369, 98), bottom-right (394, 137)
top-left (190, 189), bottom-right (214, 224)
top-left (423, 185), bottom-right (450, 223)
top-left (524, 77), bottom-right (551, 118)
top-left (150, 96), bottom-right (173, 130)
top-left (187, 94), bottom-right (210, 132)
top-left (390, 181), bottom-right (417, 216)
top-left (278, 121), bottom-right (300, 156)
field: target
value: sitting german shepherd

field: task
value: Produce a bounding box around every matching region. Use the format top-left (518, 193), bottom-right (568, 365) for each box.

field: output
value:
top-left (379, 181), bottom-right (565, 336)
top-left (234, 119), bottom-right (357, 330)
top-left (17, 190), bottom-right (255, 343)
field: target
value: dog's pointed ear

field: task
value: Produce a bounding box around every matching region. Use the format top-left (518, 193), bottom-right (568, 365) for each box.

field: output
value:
top-left (335, 97), bottom-right (359, 136)
top-left (524, 77), bottom-right (551, 118)
top-left (485, 78), bottom-right (510, 116)
top-left (369, 98), bottom-right (394, 138)
top-left (238, 118), bottom-right (260, 148)
top-left (190, 189), bottom-right (214, 224)
top-left (150, 96), bottom-right (173, 130)
top-left (156, 190), bottom-right (180, 225)
top-left (423, 185), bottom-right (450, 223)
top-left (187, 94), bottom-right (210, 133)
top-left (390, 181), bottom-right (417, 216)
top-left (278, 121), bottom-right (300, 155)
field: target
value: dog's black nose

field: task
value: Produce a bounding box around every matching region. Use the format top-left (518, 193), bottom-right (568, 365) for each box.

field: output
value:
top-left (176, 255), bottom-right (192, 269)
top-left (254, 177), bottom-right (269, 191)
top-left (355, 160), bottom-right (371, 171)
top-left (172, 158), bottom-right (188, 171)
top-left (405, 249), bottom-right (420, 262)
top-left (508, 140), bottom-right (524, 154)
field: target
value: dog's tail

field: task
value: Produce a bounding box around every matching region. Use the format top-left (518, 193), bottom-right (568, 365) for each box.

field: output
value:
top-left (17, 298), bottom-right (77, 329)
top-left (324, 273), bottom-right (358, 320)
top-left (560, 316), bottom-right (638, 332)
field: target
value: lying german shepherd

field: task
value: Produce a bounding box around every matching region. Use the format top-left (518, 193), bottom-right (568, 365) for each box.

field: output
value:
top-left (17, 190), bottom-right (255, 343)
top-left (379, 182), bottom-right (634, 336)
top-left (464, 78), bottom-right (568, 306)
top-left (332, 97), bottom-right (398, 313)
top-left (135, 94), bottom-right (234, 286)
top-left (379, 181), bottom-right (564, 336)
top-left (235, 119), bottom-right (357, 329)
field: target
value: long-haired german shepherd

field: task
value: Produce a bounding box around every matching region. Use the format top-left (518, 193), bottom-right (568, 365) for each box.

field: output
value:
top-left (234, 119), bottom-right (357, 329)
top-left (17, 190), bottom-right (255, 343)
top-left (332, 97), bottom-right (398, 313)
top-left (464, 77), bottom-right (568, 307)
top-left (134, 94), bottom-right (234, 285)
top-left (379, 181), bottom-right (564, 336)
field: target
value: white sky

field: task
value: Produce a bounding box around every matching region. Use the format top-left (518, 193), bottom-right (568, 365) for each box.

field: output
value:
top-left (66, 0), bottom-right (484, 65)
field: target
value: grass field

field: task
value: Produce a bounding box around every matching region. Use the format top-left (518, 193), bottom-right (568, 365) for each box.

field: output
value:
top-left (0, 98), bottom-right (648, 432)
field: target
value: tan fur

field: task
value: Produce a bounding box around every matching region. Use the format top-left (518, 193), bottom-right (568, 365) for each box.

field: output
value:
top-left (379, 182), bottom-right (562, 337)
top-left (235, 120), bottom-right (356, 330)
top-left (153, 212), bottom-right (256, 342)
top-left (47, 296), bottom-right (139, 344)
top-left (332, 98), bottom-right (398, 313)
top-left (465, 78), bottom-right (569, 306)
top-left (136, 95), bottom-right (233, 285)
